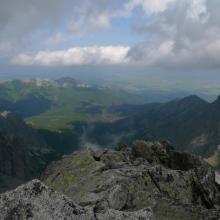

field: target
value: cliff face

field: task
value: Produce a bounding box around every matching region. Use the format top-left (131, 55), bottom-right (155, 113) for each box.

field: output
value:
top-left (0, 111), bottom-right (53, 192)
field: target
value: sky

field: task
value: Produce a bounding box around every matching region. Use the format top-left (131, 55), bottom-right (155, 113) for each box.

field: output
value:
top-left (1, 0), bottom-right (220, 90)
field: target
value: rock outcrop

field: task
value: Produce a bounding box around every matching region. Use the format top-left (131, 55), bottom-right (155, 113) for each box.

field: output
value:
top-left (0, 179), bottom-right (154, 220)
top-left (1, 140), bottom-right (220, 219)
top-left (41, 140), bottom-right (220, 220)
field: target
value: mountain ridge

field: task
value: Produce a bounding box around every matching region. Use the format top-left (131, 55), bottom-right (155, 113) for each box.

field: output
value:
top-left (72, 94), bottom-right (220, 160)
top-left (0, 140), bottom-right (219, 219)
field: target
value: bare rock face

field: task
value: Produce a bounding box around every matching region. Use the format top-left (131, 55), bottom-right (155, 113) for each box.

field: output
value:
top-left (41, 140), bottom-right (220, 220)
top-left (0, 180), bottom-right (92, 220)
top-left (1, 140), bottom-right (220, 219)
top-left (108, 184), bottom-right (128, 210)
top-left (0, 179), bottom-right (154, 220)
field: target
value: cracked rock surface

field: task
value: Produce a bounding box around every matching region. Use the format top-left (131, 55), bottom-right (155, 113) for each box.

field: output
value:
top-left (1, 140), bottom-right (220, 219)
top-left (42, 140), bottom-right (220, 219)
top-left (0, 179), bottom-right (154, 220)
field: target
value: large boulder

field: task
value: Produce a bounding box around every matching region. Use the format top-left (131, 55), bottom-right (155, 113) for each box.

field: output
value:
top-left (0, 179), bottom-right (154, 220)
top-left (0, 180), bottom-right (92, 220)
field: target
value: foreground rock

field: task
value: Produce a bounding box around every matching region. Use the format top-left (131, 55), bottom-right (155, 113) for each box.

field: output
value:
top-left (1, 140), bottom-right (220, 219)
top-left (0, 179), bottom-right (154, 220)
top-left (41, 140), bottom-right (220, 220)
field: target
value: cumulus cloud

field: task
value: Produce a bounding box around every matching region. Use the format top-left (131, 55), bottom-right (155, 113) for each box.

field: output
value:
top-left (67, 14), bottom-right (110, 36)
top-left (0, 0), bottom-right (67, 39)
top-left (124, 0), bottom-right (175, 14)
top-left (0, 0), bottom-right (70, 54)
top-left (125, 0), bottom-right (220, 68)
top-left (0, 0), bottom-right (124, 53)
top-left (4, 0), bottom-right (220, 69)
top-left (66, 0), bottom-right (124, 35)
top-left (12, 46), bottom-right (130, 66)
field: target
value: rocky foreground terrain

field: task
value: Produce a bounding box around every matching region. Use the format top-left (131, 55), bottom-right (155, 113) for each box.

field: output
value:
top-left (1, 140), bottom-right (220, 219)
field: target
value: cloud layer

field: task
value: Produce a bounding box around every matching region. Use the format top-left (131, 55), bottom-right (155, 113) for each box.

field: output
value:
top-left (0, 0), bottom-right (123, 53)
top-left (12, 46), bottom-right (130, 66)
top-left (3, 0), bottom-right (220, 69)
top-left (128, 0), bottom-right (220, 68)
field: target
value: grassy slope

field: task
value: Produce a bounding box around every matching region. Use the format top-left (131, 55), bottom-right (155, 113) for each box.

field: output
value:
top-left (0, 80), bottom-right (144, 131)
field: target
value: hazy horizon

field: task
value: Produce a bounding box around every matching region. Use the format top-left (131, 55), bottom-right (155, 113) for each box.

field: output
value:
top-left (1, 0), bottom-right (220, 100)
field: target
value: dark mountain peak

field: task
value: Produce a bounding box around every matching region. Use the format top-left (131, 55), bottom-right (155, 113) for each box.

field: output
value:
top-left (212, 95), bottom-right (220, 105)
top-left (179, 95), bottom-right (207, 105)
top-left (157, 94), bottom-right (208, 116)
top-left (163, 95), bottom-right (208, 111)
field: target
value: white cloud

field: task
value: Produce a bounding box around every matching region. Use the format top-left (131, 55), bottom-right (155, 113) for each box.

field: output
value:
top-left (187, 0), bottom-right (208, 21)
top-left (4, 0), bottom-right (220, 69)
top-left (0, 0), bottom-right (124, 52)
top-left (124, 0), bottom-right (175, 14)
top-left (67, 13), bottom-right (110, 36)
top-left (125, 0), bottom-right (220, 68)
top-left (12, 46), bottom-right (130, 66)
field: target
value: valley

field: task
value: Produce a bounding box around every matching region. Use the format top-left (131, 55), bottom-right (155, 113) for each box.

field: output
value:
top-left (0, 78), bottom-right (220, 219)
top-left (0, 78), bottom-right (144, 131)
top-left (2, 1), bottom-right (220, 219)
top-left (1, 78), bottom-right (220, 168)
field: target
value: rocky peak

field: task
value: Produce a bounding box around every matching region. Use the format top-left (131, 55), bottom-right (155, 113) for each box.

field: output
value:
top-left (0, 139), bottom-right (219, 219)
top-left (131, 140), bottom-right (207, 171)
top-left (40, 140), bottom-right (220, 219)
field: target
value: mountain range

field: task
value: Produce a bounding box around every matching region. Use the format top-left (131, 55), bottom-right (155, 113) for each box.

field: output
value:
top-left (73, 95), bottom-right (220, 169)
top-left (0, 78), bottom-right (220, 218)
top-left (0, 77), bottom-right (144, 131)
top-left (0, 78), bottom-right (220, 168)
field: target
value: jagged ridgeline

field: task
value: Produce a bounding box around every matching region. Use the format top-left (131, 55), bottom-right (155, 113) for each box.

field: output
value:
top-left (73, 95), bottom-right (220, 170)
top-left (1, 140), bottom-right (220, 219)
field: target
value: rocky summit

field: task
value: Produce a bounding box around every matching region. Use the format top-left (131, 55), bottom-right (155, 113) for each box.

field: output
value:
top-left (1, 140), bottom-right (220, 219)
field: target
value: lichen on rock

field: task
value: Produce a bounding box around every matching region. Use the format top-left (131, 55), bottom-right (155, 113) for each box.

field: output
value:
top-left (1, 140), bottom-right (220, 219)
top-left (41, 140), bottom-right (220, 219)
